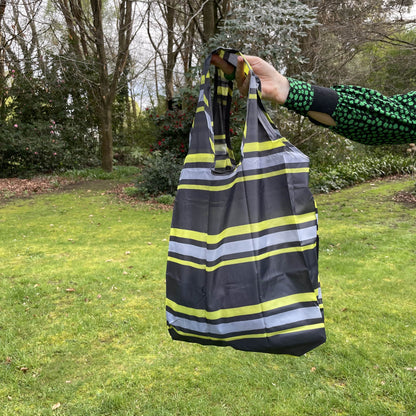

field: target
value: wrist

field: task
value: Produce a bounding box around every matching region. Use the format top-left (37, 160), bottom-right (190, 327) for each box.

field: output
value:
top-left (274, 75), bottom-right (290, 105)
top-left (283, 78), bottom-right (314, 115)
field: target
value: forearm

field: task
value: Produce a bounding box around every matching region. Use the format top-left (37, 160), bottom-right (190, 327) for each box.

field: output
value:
top-left (284, 78), bottom-right (416, 145)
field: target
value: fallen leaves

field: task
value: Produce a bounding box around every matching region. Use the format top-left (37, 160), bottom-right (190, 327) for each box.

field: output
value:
top-left (393, 190), bottom-right (416, 207)
top-left (0, 177), bottom-right (76, 201)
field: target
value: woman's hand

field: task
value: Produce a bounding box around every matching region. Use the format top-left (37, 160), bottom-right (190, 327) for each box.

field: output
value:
top-left (211, 54), bottom-right (290, 105)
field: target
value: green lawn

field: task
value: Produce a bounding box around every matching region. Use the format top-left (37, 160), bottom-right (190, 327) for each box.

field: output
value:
top-left (0, 176), bottom-right (415, 416)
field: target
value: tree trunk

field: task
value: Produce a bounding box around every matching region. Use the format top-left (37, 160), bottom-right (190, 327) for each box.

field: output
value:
top-left (165, 0), bottom-right (175, 108)
top-left (99, 104), bottom-right (114, 172)
top-left (202, 0), bottom-right (216, 43)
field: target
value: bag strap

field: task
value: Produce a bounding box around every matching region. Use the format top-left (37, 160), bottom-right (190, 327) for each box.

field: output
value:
top-left (185, 48), bottom-right (280, 171)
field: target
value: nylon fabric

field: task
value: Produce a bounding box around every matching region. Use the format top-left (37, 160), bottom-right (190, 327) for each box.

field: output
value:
top-left (166, 48), bottom-right (325, 355)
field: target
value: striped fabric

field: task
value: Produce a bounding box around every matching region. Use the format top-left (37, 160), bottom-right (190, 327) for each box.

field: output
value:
top-left (166, 49), bottom-right (325, 356)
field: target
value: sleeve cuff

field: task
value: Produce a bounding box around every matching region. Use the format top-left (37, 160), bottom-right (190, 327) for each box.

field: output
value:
top-left (310, 85), bottom-right (339, 115)
top-left (284, 78), bottom-right (339, 117)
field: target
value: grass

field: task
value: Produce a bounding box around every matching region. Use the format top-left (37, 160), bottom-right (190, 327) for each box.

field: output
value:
top-left (0, 175), bottom-right (415, 415)
top-left (62, 165), bottom-right (141, 181)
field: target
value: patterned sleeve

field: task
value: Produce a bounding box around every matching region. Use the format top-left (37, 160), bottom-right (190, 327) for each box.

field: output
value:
top-left (284, 78), bottom-right (416, 145)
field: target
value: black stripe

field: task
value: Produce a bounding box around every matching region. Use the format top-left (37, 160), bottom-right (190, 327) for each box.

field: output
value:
top-left (166, 250), bottom-right (319, 310)
top-left (171, 178), bottom-right (316, 233)
top-left (168, 326), bottom-right (326, 356)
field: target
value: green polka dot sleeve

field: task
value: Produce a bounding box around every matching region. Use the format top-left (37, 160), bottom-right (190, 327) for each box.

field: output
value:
top-left (284, 78), bottom-right (416, 145)
top-left (284, 78), bottom-right (314, 117)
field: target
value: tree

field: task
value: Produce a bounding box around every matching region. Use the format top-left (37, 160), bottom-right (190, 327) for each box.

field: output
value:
top-left (212, 0), bottom-right (318, 73)
top-left (292, 0), bottom-right (416, 85)
top-left (53, 0), bottom-right (137, 171)
top-left (146, 0), bottom-right (231, 108)
top-left (356, 27), bottom-right (416, 95)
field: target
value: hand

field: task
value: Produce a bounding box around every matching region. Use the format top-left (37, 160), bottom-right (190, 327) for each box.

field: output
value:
top-left (211, 54), bottom-right (290, 105)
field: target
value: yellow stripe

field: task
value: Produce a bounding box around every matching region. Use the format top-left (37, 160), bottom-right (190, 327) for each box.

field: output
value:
top-left (214, 134), bottom-right (226, 140)
top-left (167, 292), bottom-right (317, 320)
top-left (249, 93), bottom-right (257, 100)
top-left (214, 159), bottom-right (233, 169)
top-left (167, 242), bottom-right (317, 273)
top-left (170, 211), bottom-right (316, 244)
top-left (217, 86), bottom-right (230, 96)
top-left (177, 167), bottom-right (309, 192)
top-left (169, 322), bottom-right (325, 343)
top-left (184, 153), bottom-right (214, 164)
top-left (204, 94), bottom-right (209, 107)
top-left (243, 139), bottom-right (286, 153)
top-left (196, 106), bottom-right (204, 113)
top-left (214, 143), bottom-right (227, 152)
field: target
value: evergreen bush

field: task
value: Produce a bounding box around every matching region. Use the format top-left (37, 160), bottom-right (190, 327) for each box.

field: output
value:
top-left (135, 151), bottom-right (183, 196)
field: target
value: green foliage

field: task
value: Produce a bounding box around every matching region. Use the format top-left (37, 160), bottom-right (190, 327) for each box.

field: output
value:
top-left (136, 151), bottom-right (183, 196)
top-left (310, 153), bottom-right (415, 193)
top-left (63, 166), bottom-right (141, 181)
top-left (355, 28), bottom-right (416, 95)
top-left (0, 122), bottom-right (73, 177)
top-left (213, 0), bottom-right (318, 72)
top-left (156, 194), bottom-right (176, 205)
top-left (145, 92), bottom-right (197, 157)
top-left (1, 58), bottom-right (100, 175)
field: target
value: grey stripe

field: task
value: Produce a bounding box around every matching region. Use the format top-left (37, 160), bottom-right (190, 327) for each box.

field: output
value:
top-left (168, 226), bottom-right (317, 262)
top-left (179, 150), bottom-right (307, 182)
top-left (167, 306), bottom-right (322, 336)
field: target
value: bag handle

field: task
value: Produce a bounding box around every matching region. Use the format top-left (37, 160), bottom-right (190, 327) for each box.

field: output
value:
top-left (185, 48), bottom-right (280, 172)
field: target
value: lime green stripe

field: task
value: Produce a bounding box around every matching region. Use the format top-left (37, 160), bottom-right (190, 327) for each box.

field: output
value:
top-left (217, 86), bottom-right (230, 96)
top-left (243, 139), bottom-right (286, 152)
top-left (214, 159), bottom-right (233, 169)
top-left (167, 292), bottom-right (317, 320)
top-left (167, 242), bottom-right (317, 272)
top-left (170, 211), bottom-right (316, 244)
top-left (177, 167), bottom-right (309, 192)
top-left (184, 153), bottom-right (214, 164)
top-left (169, 322), bottom-right (325, 343)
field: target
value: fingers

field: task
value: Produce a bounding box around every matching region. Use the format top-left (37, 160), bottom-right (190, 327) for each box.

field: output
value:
top-left (210, 54), bottom-right (235, 76)
top-left (211, 54), bottom-right (250, 96)
top-left (236, 56), bottom-right (250, 96)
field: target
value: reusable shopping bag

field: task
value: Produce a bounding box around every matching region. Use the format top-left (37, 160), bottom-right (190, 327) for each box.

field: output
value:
top-left (166, 48), bottom-right (325, 356)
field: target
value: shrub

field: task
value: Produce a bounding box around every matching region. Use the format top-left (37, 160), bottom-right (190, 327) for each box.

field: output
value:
top-left (309, 153), bottom-right (415, 193)
top-left (156, 194), bottom-right (176, 205)
top-left (136, 151), bottom-right (183, 196)
top-left (145, 85), bottom-right (246, 161)
top-left (0, 122), bottom-right (70, 176)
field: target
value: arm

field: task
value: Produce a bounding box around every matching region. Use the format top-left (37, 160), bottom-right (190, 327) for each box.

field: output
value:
top-left (285, 79), bottom-right (416, 145)
top-left (212, 54), bottom-right (416, 145)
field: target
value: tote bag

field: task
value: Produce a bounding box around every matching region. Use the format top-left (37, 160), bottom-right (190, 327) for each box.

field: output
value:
top-left (166, 48), bottom-right (325, 356)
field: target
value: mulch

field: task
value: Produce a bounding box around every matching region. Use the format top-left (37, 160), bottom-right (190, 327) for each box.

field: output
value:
top-left (0, 177), bottom-right (77, 200)
top-left (392, 190), bottom-right (416, 206)
top-left (0, 177), bottom-right (173, 210)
